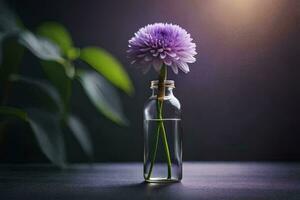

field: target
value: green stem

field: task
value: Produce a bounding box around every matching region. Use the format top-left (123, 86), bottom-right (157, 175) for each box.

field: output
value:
top-left (146, 120), bottom-right (161, 180)
top-left (158, 100), bottom-right (172, 179)
top-left (146, 65), bottom-right (172, 180)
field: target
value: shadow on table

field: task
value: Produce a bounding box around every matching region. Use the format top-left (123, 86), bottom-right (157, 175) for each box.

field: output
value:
top-left (122, 181), bottom-right (181, 190)
top-left (111, 181), bottom-right (184, 198)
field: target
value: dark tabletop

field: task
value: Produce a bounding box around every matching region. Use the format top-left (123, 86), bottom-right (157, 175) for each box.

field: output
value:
top-left (1, 162), bottom-right (300, 200)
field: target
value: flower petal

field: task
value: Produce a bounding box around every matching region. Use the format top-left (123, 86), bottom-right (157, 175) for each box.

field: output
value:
top-left (171, 65), bottom-right (179, 74)
top-left (177, 62), bottom-right (190, 73)
top-left (166, 52), bottom-right (177, 57)
top-left (160, 52), bottom-right (166, 59)
top-left (127, 23), bottom-right (196, 74)
top-left (164, 59), bottom-right (172, 66)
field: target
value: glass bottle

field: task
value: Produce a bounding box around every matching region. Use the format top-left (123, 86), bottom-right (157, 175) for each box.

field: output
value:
top-left (144, 80), bottom-right (182, 182)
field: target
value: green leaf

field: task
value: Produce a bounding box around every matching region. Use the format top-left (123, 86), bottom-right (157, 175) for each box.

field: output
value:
top-left (66, 47), bottom-right (80, 60)
top-left (67, 115), bottom-right (93, 159)
top-left (18, 31), bottom-right (63, 62)
top-left (0, 106), bottom-right (66, 167)
top-left (79, 47), bottom-right (134, 95)
top-left (9, 74), bottom-right (63, 112)
top-left (36, 22), bottom-right (74, 56)
top-left (77, 70), bottom-right (128, 125)
top-left (0, 106), bottom-right (27, 121)
top-left (26, 108), bottom-right (66, 167)
top-left (0, 37), bottom-right (24, 81)
top-left (41, 61), bottom-right (72, 112)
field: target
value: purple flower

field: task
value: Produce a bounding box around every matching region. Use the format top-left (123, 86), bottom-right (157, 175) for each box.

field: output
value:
top-left (127, 23), bottom-right (197, 74)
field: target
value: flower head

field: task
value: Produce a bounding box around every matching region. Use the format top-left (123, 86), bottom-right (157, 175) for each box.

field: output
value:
top-left (127, 23), bottom-right (197, 74)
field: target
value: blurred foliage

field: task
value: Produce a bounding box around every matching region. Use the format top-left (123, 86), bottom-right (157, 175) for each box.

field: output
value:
top-left (80, 47), bottom-right (134, 95)
top-left (0, 1), bottom-right (134, 167)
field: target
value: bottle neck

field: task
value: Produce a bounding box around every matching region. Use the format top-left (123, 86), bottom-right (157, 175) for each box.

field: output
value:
top-left (151, 87), bottom-right (174, 97)
top-left (150, 80), bottom-right (175, 98)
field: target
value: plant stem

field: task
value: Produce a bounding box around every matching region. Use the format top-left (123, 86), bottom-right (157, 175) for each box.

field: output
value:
top-left (146, 119), bottom-right (161, 180)
top-left (158, 100), bottom-right (172, 179)
top-left (146, 64), bottom-right (172, 180)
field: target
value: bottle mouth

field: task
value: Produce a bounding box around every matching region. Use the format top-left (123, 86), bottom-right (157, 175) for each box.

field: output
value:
top-left (150, 80), bottom-right (175, 89)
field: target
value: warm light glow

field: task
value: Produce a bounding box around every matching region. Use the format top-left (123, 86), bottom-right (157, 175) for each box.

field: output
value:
top-left (196, 0), bottom-right (284, 29)
top-left (218, 0), bottom-right (258, 21)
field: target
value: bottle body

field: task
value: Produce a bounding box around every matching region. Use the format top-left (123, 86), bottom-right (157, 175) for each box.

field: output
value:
top-left (143, 80), bottom-right (182, 182)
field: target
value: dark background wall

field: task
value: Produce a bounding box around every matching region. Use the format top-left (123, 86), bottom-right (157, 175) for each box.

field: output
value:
top-left (1, 0), bottom-right (299, 162)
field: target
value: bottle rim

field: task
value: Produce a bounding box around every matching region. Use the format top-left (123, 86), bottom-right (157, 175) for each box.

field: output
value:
top-left (150, 80), bottom-right (175, 89)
